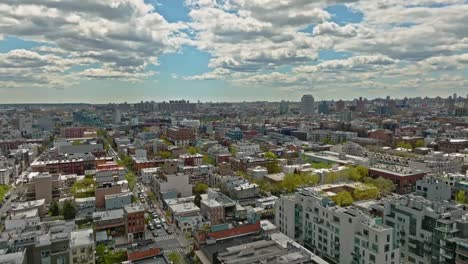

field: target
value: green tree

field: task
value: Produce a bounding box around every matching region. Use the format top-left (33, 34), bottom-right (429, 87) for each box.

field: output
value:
top-left (62, 200), bottom-right (76, 220)
top-left (456, 191), bottom-right (466, 204)
top-left (0, 185), bottom-right (11, 201)
top-left (187, 146), bottom-right (198, 155)
top-left (353, 187), bottom-right (379, 200)
top-left (49, 201), bottom-right (60, 216)
top-left (281, 173), bottom-right (300, 193)
top-left (415, 139), bottom-right (425, 148)
top-left (265, 161), bottom-right (281, 173)
top-left (96, 244), bottom-right (127, 264)
top-left (324, 171), bottom-right (339, 184)
top-left (229, 146), bottom-right (237, 155)
top-left (147, 191), bottom-right (157, 202)
top-left (396, 141), bottom-right (413, 150)
top-left (158, 151), bottom-right (172, 159)
top-left (372, 177), bottom-right (395, 195)
top-left (332, 191), bottom-right (354, 207)
top-left (168, 252), bottom-right (182, 264)
top-left (194, 193), bottom-right (202, 207)
top-left (302, 174), bottom-right (320, 186)
top-left (194, 183), bottom-right (209, 195)
top-left (71, 177), bottom-right (96, 198)
top-left (125, 172), bottom-right (137, 191)
top-left (355, 166), bottom-right (369, 179)
top-left (264, 151), bottom-right (278, 160)
top-left (202, 155), bottom-right (215, 165)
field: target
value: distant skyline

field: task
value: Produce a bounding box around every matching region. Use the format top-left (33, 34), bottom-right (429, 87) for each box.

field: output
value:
top-left (0, 0), bottom-right (467, 103)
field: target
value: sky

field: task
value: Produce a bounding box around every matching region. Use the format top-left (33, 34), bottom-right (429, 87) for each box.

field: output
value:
top-left (0, 0), bottom-right (467, 103)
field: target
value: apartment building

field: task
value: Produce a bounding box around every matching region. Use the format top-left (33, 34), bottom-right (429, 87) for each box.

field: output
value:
top-left (310, 130), bottom-right (357, 144)
top-left (373, 195), bottom-right (468, 264)
top-left (69, 229), bottom-right (94, 264)
top-left (415, 177), bottom-right (451, 201)
top-left (231, 142), bottom-right (260, 156)
top-left (275, 188), bottom-right (400, 264)
top-left (425, 152), bottom-right (462, 175)
top-left (166, 126), bottom-right (196, 146)
top-left (124, 204), bottom-right (145, 242)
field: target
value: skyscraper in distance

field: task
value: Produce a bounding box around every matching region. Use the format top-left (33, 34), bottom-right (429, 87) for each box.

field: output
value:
top-left (301, 94), bottom-right (314, 115)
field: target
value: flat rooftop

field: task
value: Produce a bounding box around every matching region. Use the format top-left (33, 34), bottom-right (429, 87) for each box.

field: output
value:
top-left (70, 229), bottom-right (94, 248)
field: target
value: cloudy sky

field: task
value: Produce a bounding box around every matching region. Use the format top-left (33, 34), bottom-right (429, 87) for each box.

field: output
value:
top-left (0, 0), bottom-right (467, 103)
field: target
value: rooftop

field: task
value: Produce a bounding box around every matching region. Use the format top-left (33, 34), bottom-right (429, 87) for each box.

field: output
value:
top-left (70, 229), bottom-right (94, 248)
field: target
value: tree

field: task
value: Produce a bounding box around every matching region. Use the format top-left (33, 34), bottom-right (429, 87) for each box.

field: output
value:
top-left (194, 193), bottom-right (202, 207)
top-left (456, 191), bottom-right (466, 204)
top-left (265, 161), bottom-right (281, 173)
top-left (332, 191), bottom-right (354, 207)
top-left (125, 172), bottom-right (137, 191)
top-left (372, 177), bottom-right (395, 195)
top-left (415, 139), bottom-right (425, 148)
top-left (324, 171), bottom-right (339, 184)
top-left (62, 200), bottom-right (76, 220)
top-left (202, 155), bottom-right (215, 165)
top-left (187, 146), bottom-right (198, 155)
top-left (158, 151), bottom-right (172, 159)
top-left (194, 183), bottom-right (209, 195)
top-left (302, 174), bottom-right (320, 186)
top-left (229, 146), bottom-right (237, 155)
top-left (353, 187), bottom-right (379, 200)
top-left (71, 177), bottom-right (96, 198)
top-left (147, 191), bottom-right (157, 202)
top-left (355, 166), bottom-right (369, 179)
top-left (264, 151), bottom-right (278, 160)
top-left (281, 173), bottom-right (300, 193)
top-left (168, 252), bottom-right (182, 264)
top-left (396, 141), bottom-right (413, 150)
top-left (49, 201), bottom-right (60, 216)
top-left (96, 244), bottom-right (127, 264)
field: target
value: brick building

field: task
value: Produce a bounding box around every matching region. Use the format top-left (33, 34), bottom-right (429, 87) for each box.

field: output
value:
top-left (166, 126), bottom-right (196, 145)
top-left (124, 204), bottom-right (145, 242)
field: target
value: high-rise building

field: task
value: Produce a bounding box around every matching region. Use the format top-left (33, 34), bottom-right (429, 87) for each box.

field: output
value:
top-left (114, 109), bottom-right (121, 124)
top-left (279, 100), bottom-right (289, 115)
top-left (318, 101), bottom-right (329, 115)
top-left (335, 100), bottom-right (345, 112)
top-left (301, 94), bottom-right (314, 115)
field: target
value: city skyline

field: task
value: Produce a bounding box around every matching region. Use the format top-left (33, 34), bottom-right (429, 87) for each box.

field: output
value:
top-left (1, 0), bottom-right (467, 103)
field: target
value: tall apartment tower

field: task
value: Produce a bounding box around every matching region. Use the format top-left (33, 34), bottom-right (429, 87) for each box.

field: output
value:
top-left (301, 94), bottom-right (315, 115)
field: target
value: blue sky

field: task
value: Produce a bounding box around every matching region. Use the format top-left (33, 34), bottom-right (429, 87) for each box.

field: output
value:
top-left (0, 0), bottom-right (467, 103)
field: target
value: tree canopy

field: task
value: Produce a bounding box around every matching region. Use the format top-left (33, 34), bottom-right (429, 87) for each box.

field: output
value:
top-left (96, 244), bottom-right (127, 264)
top-left (264, 151), bottom-right (278, 160)
top-left (194, 183), bottom-right (209, 195)
top-left (125, 172), bottom-right (137, 191)
top-left (396, 141), bottom-right (413, 150)
top-left (62, 200), bottom-right (76, 220)
top-left (332, 191), bottom-right (354, 207)
top-left (456, 190), bottom-right (466, 204)
top-left (158, 151), bottom-right (172, 159)
top-left (49, 201), bottom-right (60, 216)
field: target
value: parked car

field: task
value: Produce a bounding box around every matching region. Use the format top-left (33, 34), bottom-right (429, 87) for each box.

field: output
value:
top-left (148, 224), bottom-right (154, 230)
top-left (160, 218), bottom-right (166, 224)
top-left (166, 228), bottom-right (173, 234)
top-left (156, 224), bottom-right (162, 229)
